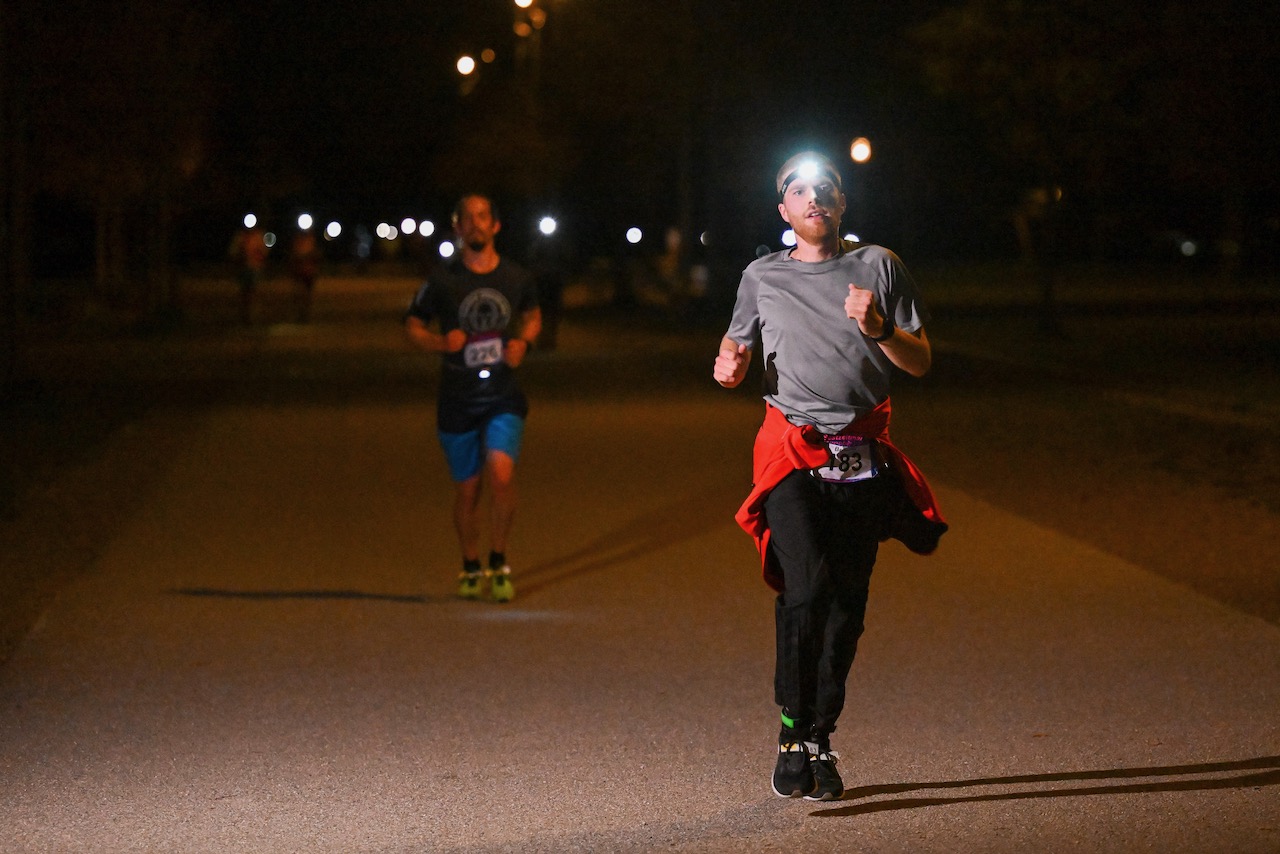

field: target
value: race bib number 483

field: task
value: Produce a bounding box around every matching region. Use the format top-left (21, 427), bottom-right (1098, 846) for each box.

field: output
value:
top-left (812, 435), bottom-right (880, 483)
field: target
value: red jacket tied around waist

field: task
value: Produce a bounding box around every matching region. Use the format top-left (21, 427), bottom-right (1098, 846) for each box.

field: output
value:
top-left (734, 399), bottom-right (948, 592)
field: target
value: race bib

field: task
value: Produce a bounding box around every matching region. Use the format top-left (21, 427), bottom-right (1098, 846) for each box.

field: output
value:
top-left (463, 332), bottom-right (504, 368)
top-left (811, 435), bottom-right (880, 483)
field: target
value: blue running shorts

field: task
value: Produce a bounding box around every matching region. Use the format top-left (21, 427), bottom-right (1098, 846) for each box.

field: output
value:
top-left (437, 413), bottom-right (526, 482)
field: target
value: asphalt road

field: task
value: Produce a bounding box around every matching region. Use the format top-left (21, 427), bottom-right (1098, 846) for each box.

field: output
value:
top-left (2, 272), bottom-right (1278, 852)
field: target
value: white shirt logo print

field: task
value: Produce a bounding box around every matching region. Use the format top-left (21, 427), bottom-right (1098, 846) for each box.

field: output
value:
top-left (458, 288), bottom-right (512, 369)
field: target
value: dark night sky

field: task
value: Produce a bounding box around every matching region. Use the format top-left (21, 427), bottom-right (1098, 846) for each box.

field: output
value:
top-left (18, 0), bottom-right (1280, 268)
top-left (217, 1), bottom-right (937, 194)
top-left (206, 0), bottom-right (997, 257)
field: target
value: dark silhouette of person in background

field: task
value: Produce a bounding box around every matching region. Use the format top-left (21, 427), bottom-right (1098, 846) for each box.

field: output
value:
top-left (289, 228), bottom-right (321, 323)
top-left (231, 223), bottom-right (269, 324)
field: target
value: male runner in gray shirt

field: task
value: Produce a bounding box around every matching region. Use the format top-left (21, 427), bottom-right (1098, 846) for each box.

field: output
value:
top-left (714, 151), bottom-right (943, 801)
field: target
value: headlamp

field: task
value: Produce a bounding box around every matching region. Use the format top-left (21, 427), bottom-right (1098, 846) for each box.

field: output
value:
top-left (776, 152), bottom-right (842, 199)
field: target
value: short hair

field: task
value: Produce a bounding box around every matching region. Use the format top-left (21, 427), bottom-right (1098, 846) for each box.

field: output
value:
top-left (452, 193), bottom-right (500, 225)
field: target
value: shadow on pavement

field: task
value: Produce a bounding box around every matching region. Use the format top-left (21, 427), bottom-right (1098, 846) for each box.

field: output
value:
top-left (167, 587), bottom-right (434, 605)
top-left (814, 755), bottom-right (1280, 817)
top-left (515, 487), bottom-right (737, 597)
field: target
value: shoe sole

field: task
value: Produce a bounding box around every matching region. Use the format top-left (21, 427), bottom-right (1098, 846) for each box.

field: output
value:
top-left (772, 782), bottom-right (817, 798)
top-left (803, 790), bottom-right (842, 801)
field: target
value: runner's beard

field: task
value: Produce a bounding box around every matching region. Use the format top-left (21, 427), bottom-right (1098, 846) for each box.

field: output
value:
top-left (791, 213), bottom-right (839, 246)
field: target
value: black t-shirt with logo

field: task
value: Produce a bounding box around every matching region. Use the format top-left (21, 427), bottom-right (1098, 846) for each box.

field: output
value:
top-left (407, 258), bottom-right (539, 433)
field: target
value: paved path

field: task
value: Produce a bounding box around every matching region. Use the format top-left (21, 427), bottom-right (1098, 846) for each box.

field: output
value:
top-left (2, 278), bottom-right (1278, 852)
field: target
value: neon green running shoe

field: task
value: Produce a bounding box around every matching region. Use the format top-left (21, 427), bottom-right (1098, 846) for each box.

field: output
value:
top-left (488, 566), bottom-right (515, 603)
top-left (456, 570), bottom-right (485, 600)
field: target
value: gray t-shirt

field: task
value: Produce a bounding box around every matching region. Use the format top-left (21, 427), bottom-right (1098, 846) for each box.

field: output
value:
top-left (724, 240), bottom-right (929, 433)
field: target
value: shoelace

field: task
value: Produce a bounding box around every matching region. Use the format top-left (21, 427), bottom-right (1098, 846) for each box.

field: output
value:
top-left (805, 741), bottom-right (839, 764)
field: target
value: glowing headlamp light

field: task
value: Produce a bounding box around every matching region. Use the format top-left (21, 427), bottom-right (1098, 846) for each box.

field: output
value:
top-left (777, 156), bottom-right (841, 199)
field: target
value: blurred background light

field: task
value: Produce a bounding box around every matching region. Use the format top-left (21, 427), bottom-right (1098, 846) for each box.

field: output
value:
top-left (418, 220), bottom-right (435, 237)
top-left (626, 227), bottom-right (643, 245)
top-left (297, 213), bottom-right (313, 230)
top-left (850, 137), bottom-right (873, 164)
top-left (539, 216), bottom-right (558, 236)
top-left (243, 213), bottom-right (257, 229)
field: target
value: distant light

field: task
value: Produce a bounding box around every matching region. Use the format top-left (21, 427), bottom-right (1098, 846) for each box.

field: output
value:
top-left (479, 369), bottom-right (492, 379)
top-left (514, 21), bottom-right (532, 37)
top-left (243, 213), bottom-right (257, 229)
top-left (386, 226), bottom-right (399, 240)
top-left (481, 49), bottom-right (496, 64)
top-left (626, 227), bottom-right (643, 245)
top-left (264, 232), bottom-right (277, 248)
top-left (297, 213), bottom-right (314, 230)
top-left (376, 223), bottom-right (391, 239)
top-left (539, 216), bottom-right (558, 236)
top-left (782, 229), bottom-right (796, 247)
top-left (439, 241), bottom-right (455, 258)
top-left (850, 137), bottom-right (872, 164)
top-left (401, 217), bottom-right (417, 234)
top-left (515, 0), bottom-right (533, 7)
top-left (418, 220), bottom-right (435, 237)
top-left (843, 232), bottom-right (860, 242)
top-left (457, 55), bottom-right (476, 76)
top-left (1180, 240), bottom-right (1198, 257)
top-left (325, 221), bottom-right (342, 239)
top-left (700, 231), bottom-right (710, 246)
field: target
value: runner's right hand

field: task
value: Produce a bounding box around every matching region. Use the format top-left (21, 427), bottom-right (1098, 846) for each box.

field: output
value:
top-left (443, 329), bottom-right (467, 352)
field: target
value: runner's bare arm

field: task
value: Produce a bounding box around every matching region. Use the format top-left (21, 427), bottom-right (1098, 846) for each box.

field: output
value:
top-left (504, 307), bottom-right (542, 367)
top-left (844, 284), bottom-right (931, 377)
top-left (405, 315), bottom-right (464, 353)
top-left (876, 327), bottom-right (931, 377)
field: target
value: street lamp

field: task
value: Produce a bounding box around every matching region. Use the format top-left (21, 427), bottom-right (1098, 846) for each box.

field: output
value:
top-left (456, 54), bottom-right (479, 96)
top-left (850, 137), bottom-right (872, 164)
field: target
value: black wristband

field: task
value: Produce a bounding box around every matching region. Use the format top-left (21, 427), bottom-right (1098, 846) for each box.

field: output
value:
top-left (867, 326), bottom-right (895, 343)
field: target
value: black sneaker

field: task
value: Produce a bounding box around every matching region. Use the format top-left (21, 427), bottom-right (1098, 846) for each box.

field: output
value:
top-left (771, 741), bottom-right (816, 798)
top-left (804, 737), bottom-right (843, 801)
